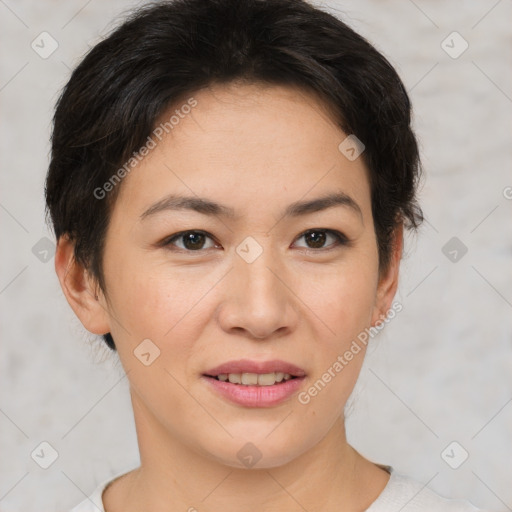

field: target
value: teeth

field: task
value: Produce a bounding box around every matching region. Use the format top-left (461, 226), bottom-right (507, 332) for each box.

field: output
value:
top-left (228, 373), bottom-right (241, 384)
top-left (216, 372), bottom-right (294, 386)
top-left (257, 373), bottom-right (277, 386)
top-left (241, 373), bottom-right (258, 385)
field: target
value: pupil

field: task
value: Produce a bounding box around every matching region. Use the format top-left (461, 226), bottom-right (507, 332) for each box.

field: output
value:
top-left (184, 232), bottom-right (205, 250)
top-left (182, 231), bottom-right (327, 250)
top-left (306, 231), bottom-right (325, 249)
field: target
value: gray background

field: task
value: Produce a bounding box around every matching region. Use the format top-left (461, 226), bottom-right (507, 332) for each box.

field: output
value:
top-left (1, 0), bottom-right (511, 510)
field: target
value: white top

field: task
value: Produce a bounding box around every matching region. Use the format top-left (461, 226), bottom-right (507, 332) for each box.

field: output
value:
top-left (69, 465), bottom-right (487, 512)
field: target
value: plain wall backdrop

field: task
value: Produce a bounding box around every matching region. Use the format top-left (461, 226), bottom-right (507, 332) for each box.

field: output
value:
top-left (1, 0), bottom-right (511, 510)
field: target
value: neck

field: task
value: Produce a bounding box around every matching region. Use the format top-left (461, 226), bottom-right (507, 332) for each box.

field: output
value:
top-left (104, 389), bottom-right (389, 512)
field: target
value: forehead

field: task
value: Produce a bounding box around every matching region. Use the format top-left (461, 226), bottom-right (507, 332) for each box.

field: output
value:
top-left (112, 82), bottom-right (371, 221)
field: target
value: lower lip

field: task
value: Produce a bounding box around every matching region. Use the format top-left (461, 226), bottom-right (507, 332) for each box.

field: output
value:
top-left (201, 375), bottom-right (306, 407)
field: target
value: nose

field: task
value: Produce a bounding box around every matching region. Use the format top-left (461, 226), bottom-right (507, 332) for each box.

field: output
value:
top-left (216, 244), bottom-right (299, 340)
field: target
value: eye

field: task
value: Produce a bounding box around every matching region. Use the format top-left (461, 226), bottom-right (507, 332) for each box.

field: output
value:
top-left (293, 229), bottom-right (349, 251)
top-left (160, 228), bottom-right (349, 253)
top-left (162, 230), bottom-right (218, 251)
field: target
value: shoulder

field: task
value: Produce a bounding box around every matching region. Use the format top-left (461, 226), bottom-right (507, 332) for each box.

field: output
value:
top-left (67, 468), bottom-right (138, 512)
top-left (67, 469), bottom-right (135, 512)
top-left (67, 477), bottom-right (113, 512)
top-left (367, 468), bottom-right (489, 512)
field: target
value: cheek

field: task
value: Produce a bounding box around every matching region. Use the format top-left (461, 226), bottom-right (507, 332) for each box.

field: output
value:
top-left (297, 254), bottom-right (379, 347)
top-left (294, 260), bottom-right (378, 420)
top-left (301, 270), bottom-right (376, 400)
top-left (105, 234), bottom-right (379, 349)
top-left (103, 253), bottom-right (221, 371)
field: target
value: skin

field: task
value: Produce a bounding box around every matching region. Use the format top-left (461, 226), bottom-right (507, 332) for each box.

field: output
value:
top-left (56, 82), bottom-right (403, 512)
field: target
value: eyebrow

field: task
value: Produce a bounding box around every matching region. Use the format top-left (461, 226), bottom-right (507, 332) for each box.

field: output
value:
top-left (140, 191), bottom-right (363, 222)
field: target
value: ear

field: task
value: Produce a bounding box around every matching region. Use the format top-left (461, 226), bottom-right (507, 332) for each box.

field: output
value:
top-left (370, 222), bottom-right (403, 326)
top-left (54, 235), bottom-right (111, 335)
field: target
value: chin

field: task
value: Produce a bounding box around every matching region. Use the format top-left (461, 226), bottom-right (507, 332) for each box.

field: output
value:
top-left (200, 432), bottom-right (313, 470)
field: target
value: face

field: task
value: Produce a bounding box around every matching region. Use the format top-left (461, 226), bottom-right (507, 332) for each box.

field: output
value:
top-left (59, 82), bottom-right (401, 469)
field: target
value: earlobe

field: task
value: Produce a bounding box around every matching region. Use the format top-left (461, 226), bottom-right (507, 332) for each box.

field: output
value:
top-left (54, 235), bottom-right (111, 335)
top-left (371, 223), bottom-right (404, 326)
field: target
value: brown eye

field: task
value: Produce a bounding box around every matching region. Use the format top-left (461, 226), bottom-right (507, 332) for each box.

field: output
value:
top-left (304, 231), bottom-right (327, 249)
top-left (294, 229), bottom-right (348, 250)
top-left (163, 230), bottom-right (217, 251)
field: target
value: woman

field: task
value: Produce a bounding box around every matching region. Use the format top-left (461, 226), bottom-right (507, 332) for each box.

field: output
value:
top-left (45, 0), bottom-right (487, 510)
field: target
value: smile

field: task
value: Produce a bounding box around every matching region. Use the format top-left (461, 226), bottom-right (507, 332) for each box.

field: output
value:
top-left (210, 372), bottom-right (297, 386)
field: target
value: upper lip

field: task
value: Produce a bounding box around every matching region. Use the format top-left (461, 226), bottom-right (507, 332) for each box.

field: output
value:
top-left (204, 359), bottom-right (306, 377)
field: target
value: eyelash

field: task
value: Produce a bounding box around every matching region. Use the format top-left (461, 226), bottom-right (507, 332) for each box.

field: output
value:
top-left (160, 229), bottom-right (350, 254)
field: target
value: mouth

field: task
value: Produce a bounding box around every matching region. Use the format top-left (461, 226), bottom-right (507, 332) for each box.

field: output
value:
top-left (203, 372), bottom-right (300, 386)
top-left (203, 358), bottom-right (306, 385)
top-left (201, 359), bottom-right (307, 406)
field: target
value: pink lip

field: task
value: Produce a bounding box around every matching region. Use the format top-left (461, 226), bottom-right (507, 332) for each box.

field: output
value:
top-left (203, 359), bottom-right (306, 377)
top-left (201, 375), bottom-right (306, 407)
